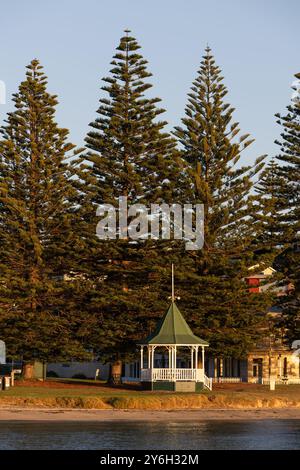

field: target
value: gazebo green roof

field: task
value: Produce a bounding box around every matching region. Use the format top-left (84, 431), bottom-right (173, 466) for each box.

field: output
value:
top-left (139, 301), bottom-right (209, 346)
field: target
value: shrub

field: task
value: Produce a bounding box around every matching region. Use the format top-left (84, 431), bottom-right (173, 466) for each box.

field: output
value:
top-left (72, 374), bottom-right (87, 379)
top-left (47, 371), bottom-right (58, 378)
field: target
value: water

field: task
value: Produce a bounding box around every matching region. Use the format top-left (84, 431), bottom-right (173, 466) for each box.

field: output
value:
top-left (0, 420), bottom-right (300, 450)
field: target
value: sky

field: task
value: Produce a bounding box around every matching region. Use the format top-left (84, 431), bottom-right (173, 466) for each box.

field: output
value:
top-left (0, 0), bottom-right (299, 167)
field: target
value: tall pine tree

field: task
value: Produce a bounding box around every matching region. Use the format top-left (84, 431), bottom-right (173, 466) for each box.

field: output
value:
top-left (76, 31), bottom-right (185, 381)
top-left (274, 72), bottom-right (300, 342)
top-left (0, 60), bottom-right (89, 374)
top-left (173, 47), bottom-right (273, 359)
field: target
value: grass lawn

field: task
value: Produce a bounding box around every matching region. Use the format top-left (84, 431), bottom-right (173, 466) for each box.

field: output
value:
top-left (0, 379), bottom-right (299, 409)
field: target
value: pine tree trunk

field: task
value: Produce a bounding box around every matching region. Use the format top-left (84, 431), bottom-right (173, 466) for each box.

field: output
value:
top-left (108, 360), bottom-right (122, 385)
top-left (23, 363), bottom-right (34, 380)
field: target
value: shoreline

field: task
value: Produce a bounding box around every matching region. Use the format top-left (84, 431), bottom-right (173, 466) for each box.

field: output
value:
top-left (0, 408), bottom-right (300, 422)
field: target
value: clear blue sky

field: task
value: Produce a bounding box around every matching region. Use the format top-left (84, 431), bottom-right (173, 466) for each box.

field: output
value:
top-left (0, 0), bottom-right (299, 166)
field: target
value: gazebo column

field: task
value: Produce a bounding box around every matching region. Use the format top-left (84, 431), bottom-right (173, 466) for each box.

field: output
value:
top-left (191, 346), bottom-right (194, 369)
top-left (174, 345), bottom-right (177, 369)
top-left (140, 346), bottom-right (144, 370)
top-left (151, 346), bottom-right (155, 369)
top-left (150, 346), bottom-right (155, 382)
top-left (147, 346), bottom-right (151, 369)
top-left (172, 345), bottom-right (177, 381)
top-left (202, 346), bottom-right (205, 371)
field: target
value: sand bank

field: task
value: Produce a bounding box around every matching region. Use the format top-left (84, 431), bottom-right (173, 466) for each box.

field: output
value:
top-left (0, 408), bottom-right (300, 421)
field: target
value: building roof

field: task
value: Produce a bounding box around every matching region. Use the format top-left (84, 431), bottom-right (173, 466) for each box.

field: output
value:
top-left (139, 302), bottom-right (209, 346)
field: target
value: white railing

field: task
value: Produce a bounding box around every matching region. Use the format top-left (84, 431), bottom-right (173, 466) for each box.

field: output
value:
top-left (262, 377), bottom-right (300, 385)
top-left (212, 377), bottom-right (243, 383)
top-left (141, 368), bottom-right (204, 382)
top-left (285, 378), bottom-right (300, 385)
top-left (204, 375), bottom-right (213, 391)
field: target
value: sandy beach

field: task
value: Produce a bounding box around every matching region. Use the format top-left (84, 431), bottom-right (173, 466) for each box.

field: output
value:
top-left (0, 408), bottom-right (300, 422)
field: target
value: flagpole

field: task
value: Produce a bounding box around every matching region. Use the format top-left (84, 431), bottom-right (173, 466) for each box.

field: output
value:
top-left (171, 263), bottom-right (174, 302)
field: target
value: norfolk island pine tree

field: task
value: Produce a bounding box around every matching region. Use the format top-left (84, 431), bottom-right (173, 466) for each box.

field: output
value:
top-left (0, 60), bottom-right (91, 377)
top-left (173, 47), bottom-right (274, 361)
top-left (272, 73), bottom-right (300, 342)
top-left (74, 30), bottom-right (188, 382)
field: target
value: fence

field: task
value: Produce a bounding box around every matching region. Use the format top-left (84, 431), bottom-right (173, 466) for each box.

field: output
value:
top-left (262, 377), bottom-right (300, 385)
top-left (212, 377), bottom-right (243, 383)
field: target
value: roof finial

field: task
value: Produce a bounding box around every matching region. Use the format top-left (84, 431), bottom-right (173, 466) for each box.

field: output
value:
top-left (171, 263), bottom-right (175, 302)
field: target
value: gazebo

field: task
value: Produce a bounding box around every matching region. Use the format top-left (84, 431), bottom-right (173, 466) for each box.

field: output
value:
top-left (138, 268), bottom-right (212, 392)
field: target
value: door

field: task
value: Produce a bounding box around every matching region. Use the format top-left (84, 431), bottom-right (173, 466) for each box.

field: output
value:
top-left (253, 358), bottom-right (263, 383)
